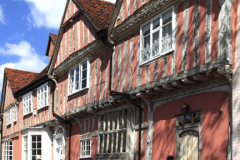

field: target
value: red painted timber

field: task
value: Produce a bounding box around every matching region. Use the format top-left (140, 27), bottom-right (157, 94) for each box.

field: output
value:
top-left (132, 29), bottom-right (139, 88)
top-left (175, 3), bottom-right (184, 73)
top-left (186, 0), bottom-right (195, 69)
top-left (149, 63), bottom-right (154, 82)
top-left (141, 67), bottom-right (146, 85)
top-left (158, 59), bottom-right (163, 79)
top-left (198, 0), bottom-right (206, 65)
top-left (95, 52), bottom-right (101, 101)
top-left (125, 35), bottom-right (131, 91)
top-left (211, 0), bottom-right (219, 61)
top-left (114, 42), bottom-right (119, 91)
top-left (167, 54), bottom-right (172, 77)
top-left (119, 39), bottom-right (125, 91)
top-left (100, 49), bottom-right (107, 99)
top-left (90, 55), bottom-right (97, 103)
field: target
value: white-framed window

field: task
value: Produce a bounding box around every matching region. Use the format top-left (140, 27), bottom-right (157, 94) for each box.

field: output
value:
top-left (13, 105), bottom-right (17, 122)
top-left (140, 6), bottom-right (175, 65)
top-left (3, 140), bottom-right (13, 160)
top-left (6, 109), bottom-right (11, 125)
top-left (23, 136), bottom-right (28, 160)
top-left (37, 83), bottom-right (49, 109)
top-left (68, 59), bottom-right (89, 95)
top-left (80, 139), bottom-right (91, 158)
top-left (31, 135), bottom-right (42, 160)
top-left (23, 92), bottom-right (33, 115)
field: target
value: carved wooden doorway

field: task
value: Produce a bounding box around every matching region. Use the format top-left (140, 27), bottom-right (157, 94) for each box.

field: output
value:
top-left (178, 130), bottom-right (199, 160)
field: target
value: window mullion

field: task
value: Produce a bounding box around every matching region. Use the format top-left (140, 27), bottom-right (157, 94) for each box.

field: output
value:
top-left (150, 20), bottom-right (153, 60)
top-left (80, 63), bottom-right (82, 90)
top-left (159, 14), bottom-right (163, 55)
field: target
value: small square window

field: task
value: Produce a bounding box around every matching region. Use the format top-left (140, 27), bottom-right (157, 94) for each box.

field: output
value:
top-left (80, 139), bottom-right (91, 158)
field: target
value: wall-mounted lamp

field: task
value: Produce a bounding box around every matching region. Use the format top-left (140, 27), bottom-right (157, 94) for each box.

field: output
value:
top-left (181, 103), bottom-right (190, 115)
top-left (167, 155), bottom-right (174, 160)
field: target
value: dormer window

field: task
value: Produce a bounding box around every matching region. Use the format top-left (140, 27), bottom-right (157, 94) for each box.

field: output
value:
top-left (68, 58), bottom-right (89, 95)
top-left (23, 92), bottom-right (33, 115)
top-left (140, 6), bottom-right (175, 65)
top-left (37, 83), bottom-right (49, 109)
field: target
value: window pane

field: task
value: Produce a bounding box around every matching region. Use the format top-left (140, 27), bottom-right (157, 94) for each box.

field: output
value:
top-left (82, 61), bottom-right (87, 70)
top-left (162, 10), bottom-right (172, 25)
top-left (194, 112), bottom-right (201, 123)
top-left (32, 143), bottom-right (36, 149)
top-left (75, 72), bottom-right (79, 90)
top-left (32, 150), bottom-right (36, 155)
top-left (186, 114), bottom-right (192, 124)
top-left (37, 150), bottom-right (41, 156)
top-left (37, 143), bottom-right (41, 148)
top-left (142, 35), bottom-right (150, 49)
top-left (141, 49), bottom-right (150, 62)
top-left (82, 79), bottom-right (87, 89)
top-left (32, 136), bottom-right (36, 141)
top-left (142, 24), bottom-right (150, 36)
top-left (82, 70), bottom-right (87, 80)
top-left (37, 136), bottom-right (41, 141)
top-left (153, 19), bottom-right (160, 29)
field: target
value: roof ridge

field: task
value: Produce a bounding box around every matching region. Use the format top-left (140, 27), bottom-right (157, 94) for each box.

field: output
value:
top-left (5, 67), bottom-right (38, 74)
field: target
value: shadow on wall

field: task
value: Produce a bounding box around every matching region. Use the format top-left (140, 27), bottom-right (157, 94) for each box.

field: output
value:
top-left (152, 92), bottom-right (230, 160)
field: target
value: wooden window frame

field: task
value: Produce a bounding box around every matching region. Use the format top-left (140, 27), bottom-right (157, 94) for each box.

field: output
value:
top-left (139, 5), bottom-right (175, 66)
top-left (31, 135), bottom-right (42, 160)
top-left (37, 82), bottom-right (49, 109)
top-left (23, 92), bottom-right (33, 116)
top-left (3, 140), bottom-right (13, 160)
top-left (68, 58), bottom-right (90, 96)
top-left (80, 139), bottom-right (91, 159)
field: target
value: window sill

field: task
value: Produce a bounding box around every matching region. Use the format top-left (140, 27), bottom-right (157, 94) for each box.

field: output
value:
top-left (23, 112), bottom-right (33, 117)
top-left (79, 156), bottom-right (91, 159)
top-left (140, 49), bottom-right (174, 67)
top-left (36, 105), bottom-right (49, 110)
top-left (67, 87), bottom-right (89, 98)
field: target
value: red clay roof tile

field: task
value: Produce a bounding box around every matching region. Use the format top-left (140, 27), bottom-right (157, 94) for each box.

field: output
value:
top-left (5, 68), bottom-right (38, 94)
top-left (5, 67), bottom-right (48, 94)
top-left (75, 0), bottom-right (115, 30)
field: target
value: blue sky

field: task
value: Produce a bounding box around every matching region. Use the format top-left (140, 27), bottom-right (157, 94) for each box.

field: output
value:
top-left (0, 0), bottom-right (115, 94)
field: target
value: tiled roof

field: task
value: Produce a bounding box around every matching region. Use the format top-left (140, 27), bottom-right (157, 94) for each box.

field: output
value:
top-left (49, 33), bottom-right (57, 44)
top-left (75, 0), bottom-right (115, 30)
top-left (5, 67), bottom-right (48, 94)
top-left (5, 68), bottom-right (38, 94)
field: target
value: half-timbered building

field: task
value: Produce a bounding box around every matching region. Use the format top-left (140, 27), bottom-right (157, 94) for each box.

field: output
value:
top-left (1, 0), bottom-right (239, 159)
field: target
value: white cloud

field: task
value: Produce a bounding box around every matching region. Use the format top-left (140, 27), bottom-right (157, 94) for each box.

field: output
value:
top-left (0, 41), bottom-right (48, 92)
top-left (24, 0), bottom-right (66, 29)
top-left (0, 5), bottom-right (7, 25)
